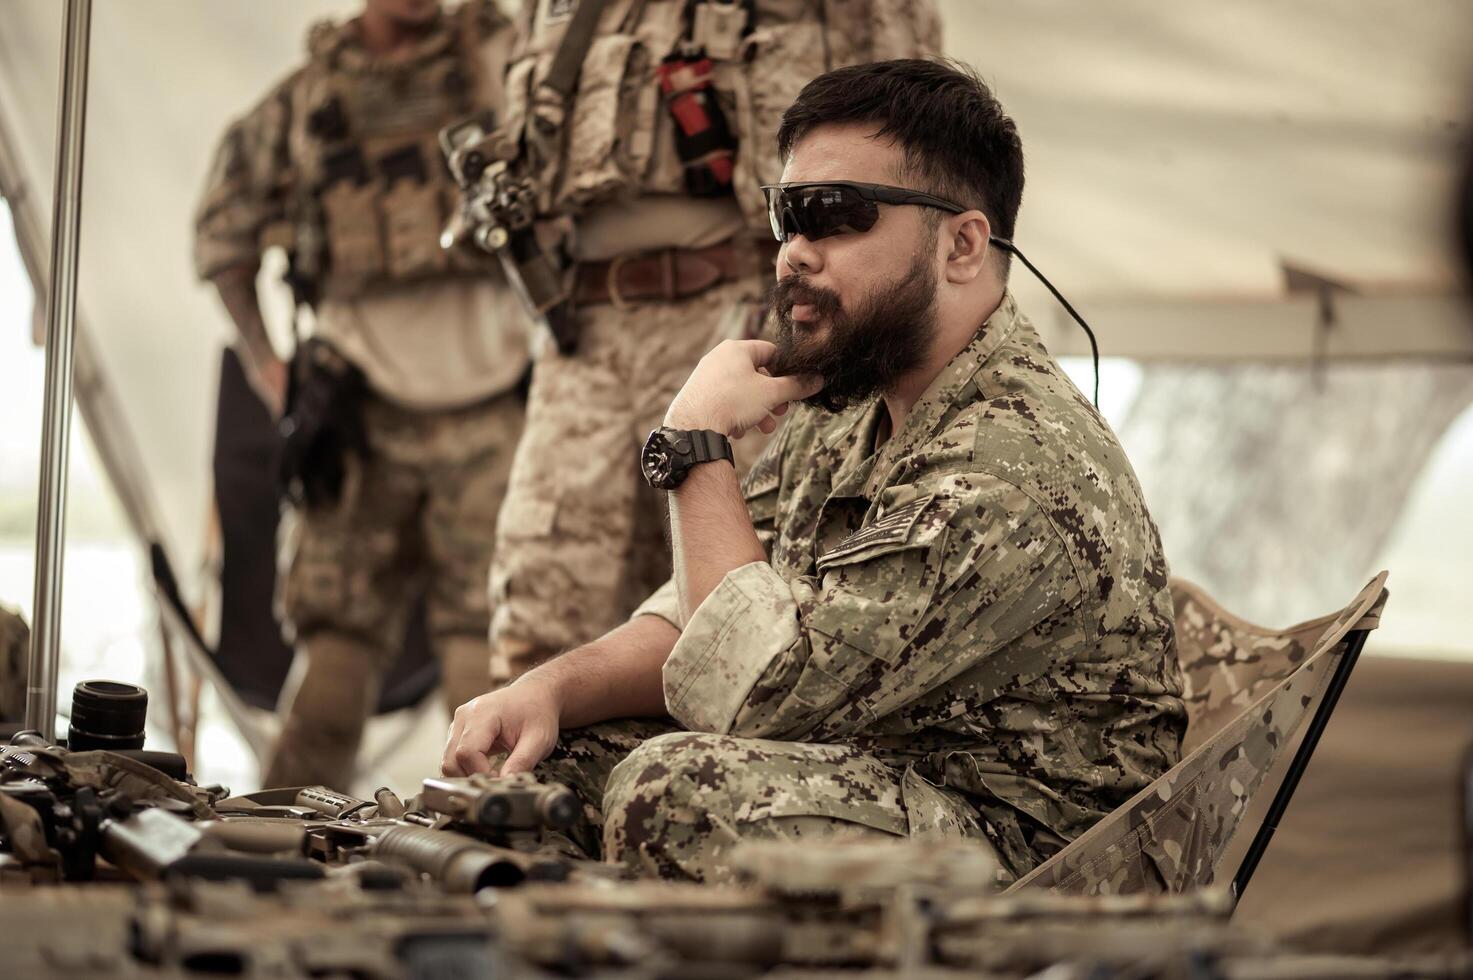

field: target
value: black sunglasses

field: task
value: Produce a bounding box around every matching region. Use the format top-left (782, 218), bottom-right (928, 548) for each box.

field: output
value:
top-left (758, 180), bottom-right (1103, 407)
top-left (760, 181), bottom-right (978, 244)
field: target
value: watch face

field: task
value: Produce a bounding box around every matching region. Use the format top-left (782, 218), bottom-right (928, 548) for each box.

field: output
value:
top-left (641, 430), bottom-right (681, 489)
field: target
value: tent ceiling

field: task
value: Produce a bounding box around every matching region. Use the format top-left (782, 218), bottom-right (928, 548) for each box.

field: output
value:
top-left (0, 0), bottom-right (1470, 568)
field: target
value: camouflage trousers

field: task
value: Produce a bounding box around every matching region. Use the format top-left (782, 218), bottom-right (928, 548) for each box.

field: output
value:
top-left (0, 604), bottom-right (30, 723)
top-left (267, 387), bottom-right (524, 789)
top-left (488, 276), bottom-right (772, 680)
top-left (532, 719), bottom-right (995, 883)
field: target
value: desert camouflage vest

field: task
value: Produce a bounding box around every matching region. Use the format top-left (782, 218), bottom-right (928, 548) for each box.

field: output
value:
top-left (503, 0), bottom-right (940, 232)
top-left (285, 2), bottom-right (509, 299)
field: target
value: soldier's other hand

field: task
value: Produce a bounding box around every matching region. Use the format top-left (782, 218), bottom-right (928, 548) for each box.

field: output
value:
top-left (442, 677), bottom-right (561, 778)
top-left (664, 340), bottom-right (821, 438)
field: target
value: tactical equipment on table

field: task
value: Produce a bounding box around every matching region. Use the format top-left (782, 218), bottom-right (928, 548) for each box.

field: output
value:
top-left (9, 870), bottom-right (1467, 979)
top-left (1, 726), bottom-right (212, 882)
top-left (65, 680), bottom-right (147, 752)
top-left (419, 772), bottom-right (579, 832)
top-left (1, 685), bottom-right (592, 897)
top-left (3, 730), bottom-right (1466, 978)
top-left (368, 822), bottom-right (568, 891)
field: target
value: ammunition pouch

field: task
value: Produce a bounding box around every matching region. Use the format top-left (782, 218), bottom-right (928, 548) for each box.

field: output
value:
top-left (383, 177), bottom-right (453, 280)
top-left (277, 338), bottom-right (368, 509)
top-left (319, 178), bottom-right (385, 283)
top-left (309, 139), bottom-right (473, 298)
top-left (503, 27), bottom-right (671, 214)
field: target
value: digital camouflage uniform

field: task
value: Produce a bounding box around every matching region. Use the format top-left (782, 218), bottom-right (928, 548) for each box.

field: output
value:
top-left (531, 295), bottom-right (1187, 883)
top-left (194, 2), bottom-right (531, 789)
top-left (487, 0), bottom-right (942, 679)
top-left (0, 604), bottom-right (29, 723)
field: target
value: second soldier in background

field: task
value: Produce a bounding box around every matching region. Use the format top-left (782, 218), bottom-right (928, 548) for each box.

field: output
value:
top-left (194, 0), bottom-right (530, 789)
top-left (482, 0), bottom-right (942, 683)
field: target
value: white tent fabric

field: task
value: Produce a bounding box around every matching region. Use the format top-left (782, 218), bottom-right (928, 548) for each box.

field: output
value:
top-left (0, 0), bottom-right (1470, 591)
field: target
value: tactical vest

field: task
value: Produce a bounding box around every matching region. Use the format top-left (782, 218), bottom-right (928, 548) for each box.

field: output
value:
top-left (278, 1), bottom-right (511, 300)
top-left (502, 0), bottom-right (941, 233)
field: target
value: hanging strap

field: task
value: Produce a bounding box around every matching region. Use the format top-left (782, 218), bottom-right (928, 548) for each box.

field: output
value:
top-left (541, 0), bottom-right (612, 103)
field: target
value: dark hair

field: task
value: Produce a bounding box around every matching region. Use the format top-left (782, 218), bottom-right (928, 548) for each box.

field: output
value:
top-left (776, 59), bottom-right (1024, 251)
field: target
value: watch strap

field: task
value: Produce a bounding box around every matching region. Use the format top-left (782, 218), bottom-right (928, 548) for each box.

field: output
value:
top-left (687, 429), bottom-right (734, 465)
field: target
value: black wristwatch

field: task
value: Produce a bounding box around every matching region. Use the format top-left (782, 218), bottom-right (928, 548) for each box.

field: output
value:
top-left (641, 427), bottom-right (734, 490)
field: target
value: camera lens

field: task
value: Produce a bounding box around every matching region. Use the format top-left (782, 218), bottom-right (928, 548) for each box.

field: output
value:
top-left (67, 680), bottom-right (147, 752)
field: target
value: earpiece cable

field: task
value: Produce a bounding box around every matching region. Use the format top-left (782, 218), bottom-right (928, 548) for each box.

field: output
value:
top-left (991, 238), bottom-right (1101, 408)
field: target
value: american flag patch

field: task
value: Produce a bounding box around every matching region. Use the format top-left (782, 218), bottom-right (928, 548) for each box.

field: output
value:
top-left (818, 495), bottom-right (934, 566)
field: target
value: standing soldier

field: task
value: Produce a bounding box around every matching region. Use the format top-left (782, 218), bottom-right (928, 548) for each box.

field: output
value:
top-left (194, 0), bottom-right (531, 789)
top-left (475, 0), bottom-right (942, 683)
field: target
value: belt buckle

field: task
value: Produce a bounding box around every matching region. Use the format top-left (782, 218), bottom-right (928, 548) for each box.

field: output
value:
top-left (606, 254), bottom-right (636, 312)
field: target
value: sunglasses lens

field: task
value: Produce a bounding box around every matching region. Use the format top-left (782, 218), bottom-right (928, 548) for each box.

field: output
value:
top-left (765, 191), bottom-right (784, 242)
top-left (769, 186), bottom-right (880, 243)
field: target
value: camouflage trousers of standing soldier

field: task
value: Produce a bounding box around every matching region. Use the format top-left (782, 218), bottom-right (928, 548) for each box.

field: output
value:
top-left (530, 719), bottom-right (1002, 883)
top-left (267, 387), bottom-right (524, 789)
top-left (488, 276), bottom-right (772, 682)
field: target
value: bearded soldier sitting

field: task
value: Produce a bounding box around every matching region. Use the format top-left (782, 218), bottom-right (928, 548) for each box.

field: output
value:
top-left (443, 59), bottom-right (1186, 884)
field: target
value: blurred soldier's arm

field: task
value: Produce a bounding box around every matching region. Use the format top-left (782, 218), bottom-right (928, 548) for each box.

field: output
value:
top-left (193, 86), bottom-right (296, 415)
top-left (210, 262), bottom-right (287, 415)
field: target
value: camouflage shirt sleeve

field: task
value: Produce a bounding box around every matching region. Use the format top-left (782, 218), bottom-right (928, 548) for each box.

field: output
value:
top-left (632, 425), bottom-right (790, 634)
top-left (661, 471), bottom-right (1084, 740)
top-left (193, 76), bottom-right (297, 280)
top-left (631, 578), bottom-right (683, 632)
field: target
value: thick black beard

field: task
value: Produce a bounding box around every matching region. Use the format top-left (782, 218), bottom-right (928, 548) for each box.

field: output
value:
top-left (768, 244), bottom-right (938, 413)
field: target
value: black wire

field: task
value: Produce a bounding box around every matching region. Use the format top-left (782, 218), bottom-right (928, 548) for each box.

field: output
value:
top-left (991, 238), bottom-right (1101, 408)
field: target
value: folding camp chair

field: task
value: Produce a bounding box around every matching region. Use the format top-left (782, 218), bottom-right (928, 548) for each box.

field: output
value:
top-left (1006, 572), bottom-right (1389, 903)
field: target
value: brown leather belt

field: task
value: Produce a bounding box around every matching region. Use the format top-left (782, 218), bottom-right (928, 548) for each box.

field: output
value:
top-left (575, 239), bottom-right (781, 308)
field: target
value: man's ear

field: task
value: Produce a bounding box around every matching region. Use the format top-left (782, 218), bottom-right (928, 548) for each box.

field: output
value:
top-left (944, 210), bottom-right (992, 285)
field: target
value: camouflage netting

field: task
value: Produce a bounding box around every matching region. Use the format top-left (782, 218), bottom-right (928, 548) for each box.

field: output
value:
top-left (1121, 362), bottom-right (1473, 626)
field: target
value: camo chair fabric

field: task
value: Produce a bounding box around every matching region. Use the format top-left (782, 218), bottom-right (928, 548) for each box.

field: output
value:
top-left (1171, 578), bottom-right (1373, 755)
top-left (1006, 572), bottom-right (1388, 897)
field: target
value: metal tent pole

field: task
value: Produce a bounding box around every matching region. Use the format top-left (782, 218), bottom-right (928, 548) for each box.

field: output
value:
top-left (25, 0), bottom-right (94, 741)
